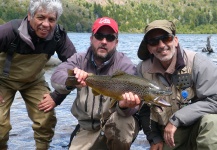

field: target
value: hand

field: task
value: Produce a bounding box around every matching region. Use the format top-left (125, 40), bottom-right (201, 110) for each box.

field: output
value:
top-left (73, 67), bottom-right (88, 87)
top-left (119, 92), bottom-right (141, 108)
top-left (150, 142), bottom-right (163, 150)
top-left (38, 93), bottom-right (56, 112)
top-left (164, 122), bottom-right (177, 147)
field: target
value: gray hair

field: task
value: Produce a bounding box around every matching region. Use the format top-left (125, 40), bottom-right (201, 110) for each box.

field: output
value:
top-left (28, 0), bottom-right (63, 20)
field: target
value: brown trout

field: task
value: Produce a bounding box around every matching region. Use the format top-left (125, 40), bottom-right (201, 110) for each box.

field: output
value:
top-left (66, 70), bottom-right (172, 107)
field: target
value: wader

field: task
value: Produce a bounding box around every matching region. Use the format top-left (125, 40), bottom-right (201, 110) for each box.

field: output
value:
top-left (0, 19), bottom-right (62, 149)
top-left (161, 114), bottom-right (217, 150)
top-left (68, 112), bottom-right (139, 150)
top-left (0, 76), bottom-right (57, 149)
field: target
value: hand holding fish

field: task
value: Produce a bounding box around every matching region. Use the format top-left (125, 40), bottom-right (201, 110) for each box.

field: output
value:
top-left (119, 92), bottom-right (141, 109)
top-left (72, 67), bottom-right (88, 87)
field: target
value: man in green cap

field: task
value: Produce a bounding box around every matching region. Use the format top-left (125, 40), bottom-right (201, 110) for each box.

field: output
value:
top-left (125, 20), bottom-right (217, 149)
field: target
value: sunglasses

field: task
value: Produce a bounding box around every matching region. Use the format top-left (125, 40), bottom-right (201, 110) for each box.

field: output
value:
top-left (94, 33), bottom-right (117, 42)
top-left (146, 34), bottom-right (174, 46)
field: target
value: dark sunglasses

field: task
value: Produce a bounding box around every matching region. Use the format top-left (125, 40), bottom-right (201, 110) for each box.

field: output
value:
top-left (94, 33), bottom-right (117, 42)
top-left (146, 34), bottom-right (174, 46)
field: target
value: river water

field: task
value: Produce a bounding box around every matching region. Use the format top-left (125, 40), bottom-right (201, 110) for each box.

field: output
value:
top-left (8, 33), bottom-right (217, 150)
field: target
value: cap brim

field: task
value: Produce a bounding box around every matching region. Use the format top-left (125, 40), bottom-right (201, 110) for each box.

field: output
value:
top-left (93, 25), bottom-right (118, 34)
top-left (146, 27), bottom-right (173, 36)
top-left (137, 39), bottom-right (151, 61)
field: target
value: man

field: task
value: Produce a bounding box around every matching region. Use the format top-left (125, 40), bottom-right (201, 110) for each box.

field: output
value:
top-left (0, 0), bottom-right (76, 149)
top-left (134, 20), bottom-right (217, 149)
top-left (51, 17), bottom-right (140, 150)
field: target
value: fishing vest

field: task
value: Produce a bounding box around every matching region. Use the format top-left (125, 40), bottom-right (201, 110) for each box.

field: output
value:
top-left (0, 19), bottom-right (63, 81)
top-left (137, 50), bottom-right (197, 126)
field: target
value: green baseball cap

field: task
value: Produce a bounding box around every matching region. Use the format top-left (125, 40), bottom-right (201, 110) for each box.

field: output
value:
top-left (137, 20), bottom-right (176, 60)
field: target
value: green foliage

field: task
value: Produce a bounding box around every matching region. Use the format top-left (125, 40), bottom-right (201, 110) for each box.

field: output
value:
top-left (0, 0), bottom-right (217, 33)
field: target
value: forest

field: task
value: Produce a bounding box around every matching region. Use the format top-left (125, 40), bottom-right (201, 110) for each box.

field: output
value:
top-left (0, 0), bottom-right (216, 34)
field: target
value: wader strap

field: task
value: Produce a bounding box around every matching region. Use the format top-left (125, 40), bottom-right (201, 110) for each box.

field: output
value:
top-left (2, 19), bottom-right (21, 77)
top-left (2, 37), bottom-right (19, 77)
top-left (68, 124), bottom-right (80, 147)
top-left (54, 25), bottom-right (61, 42)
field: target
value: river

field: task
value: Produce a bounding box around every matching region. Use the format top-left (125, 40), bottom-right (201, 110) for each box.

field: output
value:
top-left (8, 33), bottom-right (217, 150)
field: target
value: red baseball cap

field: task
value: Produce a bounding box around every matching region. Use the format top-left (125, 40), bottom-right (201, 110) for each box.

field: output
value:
top-left (92, 17), bottom-right (118, 34)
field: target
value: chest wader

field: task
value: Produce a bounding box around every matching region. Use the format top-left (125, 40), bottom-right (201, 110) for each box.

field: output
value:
top-left (68, 124), bottom-right (80, 147)
top-left (0, 19), bottom-right (65, 149)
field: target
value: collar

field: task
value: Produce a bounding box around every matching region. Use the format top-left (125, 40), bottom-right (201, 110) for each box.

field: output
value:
top-left (18, 16), bottom-right (35, 50)
top-left (91, 53), bottom-right (110, 68)
top-left (86, 46), bottom-right (116, 70)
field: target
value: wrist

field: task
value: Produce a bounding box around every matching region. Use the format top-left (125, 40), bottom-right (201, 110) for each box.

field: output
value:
top-left (118, 102), bottom-right (128, 110)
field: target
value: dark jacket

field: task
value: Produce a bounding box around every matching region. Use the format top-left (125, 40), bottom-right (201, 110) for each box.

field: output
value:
top-left (0, 17), bottom-right (76, 82)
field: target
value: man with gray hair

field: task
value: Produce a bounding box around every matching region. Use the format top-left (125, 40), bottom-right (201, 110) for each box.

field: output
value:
top-left (0, 0), bottom-right (76, 149)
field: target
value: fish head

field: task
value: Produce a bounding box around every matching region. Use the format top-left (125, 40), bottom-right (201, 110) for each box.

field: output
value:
top-left (153, 97), bottom-right (171, 107)
top-left (143, 93), bottom-right (171, 107)
top-left (153, 90), bottom-right (172, 107)
top-left (143, 85), bottom-right (172, 107)
top-left (146, 82), bottom-right (172, 97)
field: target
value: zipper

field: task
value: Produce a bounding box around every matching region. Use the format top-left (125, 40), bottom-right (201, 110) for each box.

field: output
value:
top-left (85, 86), bottom-right (89, 112)
top-left (91, 96), bottom-right (96, 130)
top-left (98, 95), bottom-right (103, 115)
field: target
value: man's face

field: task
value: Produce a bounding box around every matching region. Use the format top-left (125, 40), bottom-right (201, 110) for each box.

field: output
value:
top-left (90, 26), bottom-right (118, 62)
top-left (28, 9), bottom-right (57, 39)
top-left (146, 29), bottom-right (178, 62)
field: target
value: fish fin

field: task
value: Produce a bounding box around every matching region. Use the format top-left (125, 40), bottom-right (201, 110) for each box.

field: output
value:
top-left (66, 69), bottom-right (79, 86)
top-left (92, 89), bottom-right (100, 96)
top-left (156, 105), bottom-right (163, 111)
top-left (88, 73), bottom-right (94, 76)
top-left (137, 101), bottom-right (145, 112)
top-left (65, 75), bottom-right (80, 86)
top-left (68, 69), bottom-right (94, 77)
top-left (110, 99), bottom-right (117, 108)
top-left (67, 69), bottom-right (75, 76)
top-left (156, 99), bottom-right (171, 107)
top-left (111, 70), bottom-right (126, 77)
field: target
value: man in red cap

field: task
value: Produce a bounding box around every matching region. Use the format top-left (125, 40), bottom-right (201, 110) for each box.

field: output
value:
top-left (50, 17), bottom-right (140, 150)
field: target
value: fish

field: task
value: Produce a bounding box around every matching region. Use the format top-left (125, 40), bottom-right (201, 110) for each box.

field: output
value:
top-left (66, 70), bottom-right (172, 107)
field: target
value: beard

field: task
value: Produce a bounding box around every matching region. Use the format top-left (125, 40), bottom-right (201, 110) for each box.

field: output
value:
top-left (154, 43), bottom-right (176, 62)
top-left (91, 44), bottom-right (116, 62)
top-left (156, 49), bottom-right (175, 62)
